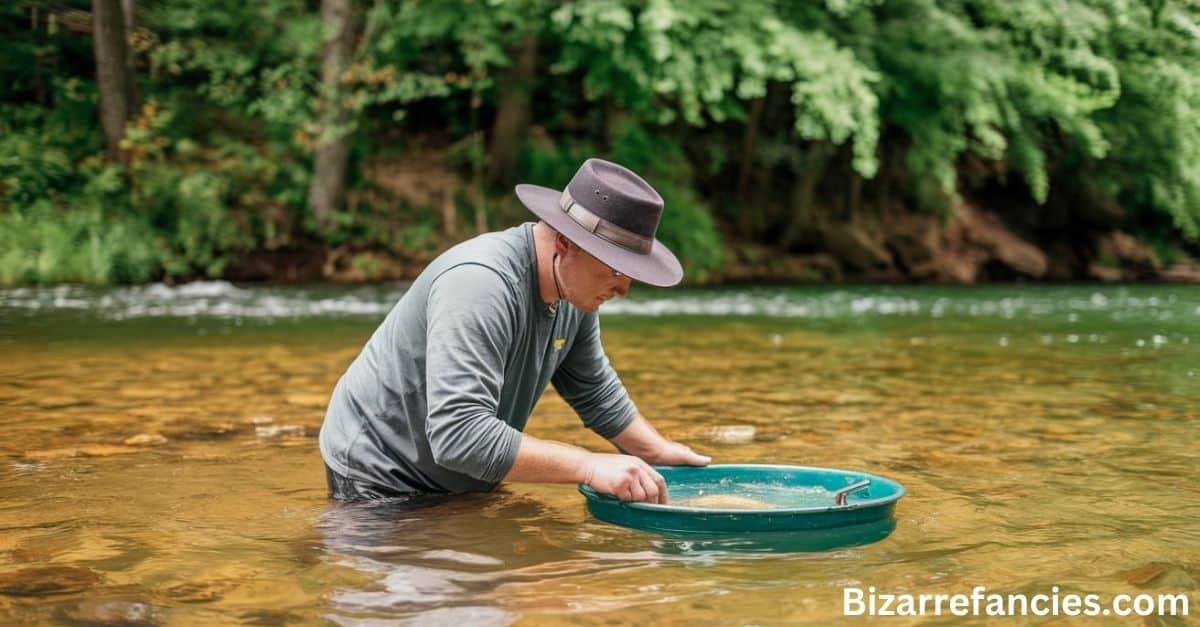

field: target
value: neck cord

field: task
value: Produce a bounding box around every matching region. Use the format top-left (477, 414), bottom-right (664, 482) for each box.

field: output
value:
top-left (549, 252), bottom-right (565, 314)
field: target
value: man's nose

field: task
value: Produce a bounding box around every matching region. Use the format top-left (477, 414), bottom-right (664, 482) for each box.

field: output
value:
top-left (613, 277), bottom-right (632, 297)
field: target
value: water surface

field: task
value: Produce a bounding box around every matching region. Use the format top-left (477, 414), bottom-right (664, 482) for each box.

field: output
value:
top-left (1, 283), bottom-right (1196, 624)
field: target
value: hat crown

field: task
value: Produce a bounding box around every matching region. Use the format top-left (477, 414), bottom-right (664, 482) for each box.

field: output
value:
top-left (565, 158), bottom-right (663, 238)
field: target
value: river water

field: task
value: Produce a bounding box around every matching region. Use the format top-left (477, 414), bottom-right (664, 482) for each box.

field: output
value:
top-left (0, 282), bottom-right (1196, 624)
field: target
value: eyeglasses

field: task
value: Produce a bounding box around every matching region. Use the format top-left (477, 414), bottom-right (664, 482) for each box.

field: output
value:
top-left (573, 243), bottom-right (624, 278)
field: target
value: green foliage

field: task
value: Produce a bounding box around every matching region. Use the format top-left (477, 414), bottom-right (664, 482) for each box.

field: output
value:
top-left (0, 118), bottom-right (76, 208)
top-left (551, 0), bottom-right (880, 175)
top-left (872, 0), bottom-right (1117, 210)
top-left (3, 0), bottom-right (1200, 287)
top-left (0, 200), bottom-right (161, 286)
top-left (349, 252), bottom-right (384, 281)
top-left (134, 165), bottom-right (250, 278)
top-left (518, 140), bottom-right (597, 195)
top-left (398, 219), bottom-right (437, 253)
top-left (0, 97), bottom-right (252, 284)
top-left (0, 118), bottom-right (252, 286)
top-left (1089, 3), bottom-right (1200, 240)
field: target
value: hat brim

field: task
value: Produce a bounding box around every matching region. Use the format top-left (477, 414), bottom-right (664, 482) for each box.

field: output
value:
top-left (515, 184), bottom-right (683, 287)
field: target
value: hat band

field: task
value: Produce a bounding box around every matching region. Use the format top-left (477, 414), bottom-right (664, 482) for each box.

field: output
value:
top-left (558, 190), bottom-right (653, 254)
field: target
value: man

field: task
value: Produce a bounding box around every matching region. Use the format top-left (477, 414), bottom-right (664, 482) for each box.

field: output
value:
top-left (319, 158), bottom-right (709, 503)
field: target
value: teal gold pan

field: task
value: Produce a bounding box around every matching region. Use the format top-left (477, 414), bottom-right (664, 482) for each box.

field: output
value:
top-left (578, 464), bottom-right (905, 547)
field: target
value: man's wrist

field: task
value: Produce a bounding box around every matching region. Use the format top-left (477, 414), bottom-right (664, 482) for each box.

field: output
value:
top-left (608, 413), bottom-right (663, 457)
top-left (577, 451), bottom-right (596, 486)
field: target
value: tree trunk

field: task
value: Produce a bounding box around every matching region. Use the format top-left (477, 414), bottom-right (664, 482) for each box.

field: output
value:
top-left (486, 34), bottom-right (537, 188)
top-left (736, 95), bottom-right (765, 205)
top-left (780, 143), bottom-right (835, 247)
top-left (31, 7), bottom-right (49, 106)
top-left (438, 190), bottom-right (459, 239)
top-left (307, 0), bottom-right (356, 231)
top-left (845, 172), bottom-right (863, 220)
top-left (601, 95), bottom-right (620, 152)
top-left (735, 84), bottom-right (782, 238)
top-left (121, 0), bottom-right (139, 106)
top-left (92, 0), bottom-right (133, 162)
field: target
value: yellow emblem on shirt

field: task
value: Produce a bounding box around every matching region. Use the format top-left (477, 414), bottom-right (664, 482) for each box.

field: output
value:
top-left (553, 338), bottom-right (566, 351)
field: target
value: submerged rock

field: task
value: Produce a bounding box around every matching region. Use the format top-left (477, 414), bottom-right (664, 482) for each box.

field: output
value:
top-left (162, 421), bottom-right (240, 441)
top-left (25, 446), bottom-right (140, 460)
top-left (238, 610), bottom-right (304, 625)
top-left (159, 579), bottom-right (231, 603)
top-left (123, 434), bottom-right (168, 447)
top-left (1118, 562), bottom-right (1196, 589)
top-left (35, 396), bottom-right (89, 409)
top-left (706, 425), bottom-right (756, 444)
top-left (255, 424), bottom-right (306, 439)
top-left (58, 599), bottom-right (161, 626)
top-left (284, 393), bottom-right (328, 408)
top-left (0, 565), bottom-right (101, 596)
top-left (117, 386), bottom-right (172, 400)
top-left (1121, 562), bottom-right (1170, 586)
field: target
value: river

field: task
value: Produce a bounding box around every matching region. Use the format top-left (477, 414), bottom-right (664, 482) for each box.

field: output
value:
top-left (1, 282), bottom-right (1196, 624)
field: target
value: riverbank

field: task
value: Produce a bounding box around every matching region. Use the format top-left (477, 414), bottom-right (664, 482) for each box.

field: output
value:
top-left (219, 203), bottom-right (1200, 286)
top-left (7, 186), bottom-right (1198, 288)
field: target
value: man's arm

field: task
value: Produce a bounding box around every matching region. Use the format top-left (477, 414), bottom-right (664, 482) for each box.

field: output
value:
top-left (503, 433), bottom-right (670, 503)
top-left (609, 412), bottom-right (711, 466)
top-left (424, 265), bottom-right (523, 483)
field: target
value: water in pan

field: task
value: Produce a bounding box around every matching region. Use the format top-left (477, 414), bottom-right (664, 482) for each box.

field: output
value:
top-left (670, 482), bottom-right (838, 509)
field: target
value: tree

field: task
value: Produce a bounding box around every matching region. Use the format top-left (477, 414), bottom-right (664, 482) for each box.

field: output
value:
top-left (92, 0), bottom-right (135, 162)
top-left (486, 33), bottom-right (537, 188)
top-left (307, 0), bottom-right (357, 231)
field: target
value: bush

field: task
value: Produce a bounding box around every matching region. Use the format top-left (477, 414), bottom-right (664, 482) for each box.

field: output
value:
top-left (0, 199), bottom-right (162, 286)
top-left (0, 111), bottom-right (252, 285)
top-left (132, 164), bottom-right (251, 278)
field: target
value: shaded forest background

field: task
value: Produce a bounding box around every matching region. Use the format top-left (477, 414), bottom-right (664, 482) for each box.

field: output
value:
top-left (2, 0), bottom-right (1200, 286)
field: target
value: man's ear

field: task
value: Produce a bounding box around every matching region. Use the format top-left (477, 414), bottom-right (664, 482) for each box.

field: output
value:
top-left (554, 233), bottom-right (571, 256)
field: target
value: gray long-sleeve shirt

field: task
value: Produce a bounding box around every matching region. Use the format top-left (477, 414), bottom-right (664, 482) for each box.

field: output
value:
top-left (319, 222), bottom-right (638, 493)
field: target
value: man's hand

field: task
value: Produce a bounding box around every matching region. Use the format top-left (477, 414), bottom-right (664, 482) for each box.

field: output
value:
top-left (583, 453), bottom-right (669, 503)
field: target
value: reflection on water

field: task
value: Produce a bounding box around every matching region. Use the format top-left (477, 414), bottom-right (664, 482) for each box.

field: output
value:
top-left (649, 520), bottom-right (900, 555)
top-left (0, 284), bottom-right (1197, 623)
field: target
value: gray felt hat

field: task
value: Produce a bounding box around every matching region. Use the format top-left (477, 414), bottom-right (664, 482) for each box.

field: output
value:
top-left (515, 158), bottom-right (683, 287)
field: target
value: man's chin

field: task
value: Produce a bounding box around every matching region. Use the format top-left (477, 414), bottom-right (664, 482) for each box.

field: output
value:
top-left (578, 299), bottom-right (602, 313)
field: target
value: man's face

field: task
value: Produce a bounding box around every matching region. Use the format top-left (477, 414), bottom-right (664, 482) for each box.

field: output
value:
top-left (556, 237), bottom-right (633, 313)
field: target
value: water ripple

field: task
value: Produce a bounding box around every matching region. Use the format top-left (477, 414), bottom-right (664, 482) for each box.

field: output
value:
top-left (1, 281), bottom-right (1197, 322)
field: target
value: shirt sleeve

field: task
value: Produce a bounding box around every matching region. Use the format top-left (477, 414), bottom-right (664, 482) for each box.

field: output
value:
top-left (424, 264), bottom-right (524, 484)
top-left (551, 312), bottom-right (637, 439)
